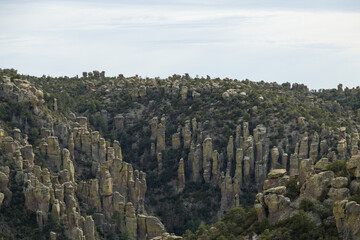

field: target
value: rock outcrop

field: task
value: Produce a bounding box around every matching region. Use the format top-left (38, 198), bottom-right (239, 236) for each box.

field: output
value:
top-left (255, 186), bottom-right (293, 224)
top-left (177, 158), bottom-right (185, 193)
top-left (333, 200), bottom-right (360, 240)
top-left (299, 171), bottom-right (334, 203)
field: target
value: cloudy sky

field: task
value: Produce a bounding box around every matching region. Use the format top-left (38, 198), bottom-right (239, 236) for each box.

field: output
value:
top-left (0, 0), bottom-right (359, 89)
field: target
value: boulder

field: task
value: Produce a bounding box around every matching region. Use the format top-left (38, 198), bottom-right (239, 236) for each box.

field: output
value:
top-left (268, 169), bottom-right (287, 179)
top-left (314, 158), bottom-right (329, 173)
top-left (328, 187), bottom-right (350, 201)
top-left (349, 179), bottom-right (360, 195)
top-left (146, 216), bottom-right (166, 239)
top-left (263, 190), bottom-right (292, 224)
top-left (347, 154), bottom-right (360, 178)
top-left (333, 200), bottom-right (360, 240)
top-left (331, 177), bottom-right (348, 189)
top-left (300, 171), bottom-right (334, 202)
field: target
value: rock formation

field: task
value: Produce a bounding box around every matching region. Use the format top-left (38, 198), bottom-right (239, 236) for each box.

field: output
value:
top-left (177, 158), bottom-right (185, 193)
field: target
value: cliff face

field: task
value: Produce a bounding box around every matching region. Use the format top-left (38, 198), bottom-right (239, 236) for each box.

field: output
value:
top-left (0, 70), bottom-right (180, 240)
top-left (253, 154), bottom-right (360, 239)
top-left (0, 69), bottom-right (360, 239)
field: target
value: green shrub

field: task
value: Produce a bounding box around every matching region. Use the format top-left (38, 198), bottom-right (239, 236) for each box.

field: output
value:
top-left (285, 178), bottom-right (300, 200)
top-left (348, 194), bottom-right (360, 204)
top-left (299, 199), bottom-right (314, 212)
top-left (327, 160), bottom-right (348, 177)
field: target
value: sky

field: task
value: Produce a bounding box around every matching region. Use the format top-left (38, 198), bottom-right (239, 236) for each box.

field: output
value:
top-left (0, 0), bottom-right (360, 90)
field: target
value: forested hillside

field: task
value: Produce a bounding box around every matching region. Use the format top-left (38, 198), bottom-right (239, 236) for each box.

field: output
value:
top-left (0, 68), bottom-right (359, 239)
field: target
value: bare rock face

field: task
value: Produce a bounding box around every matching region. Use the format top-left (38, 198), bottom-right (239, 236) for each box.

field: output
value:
top-left (113, 140), bottom-right (122, 160)
top-left (331, 177), bottom-right (348, 189)
top-left (337, 139), bottom-right (347, 160)
top-left (300, 171), bottom-right (334, 203)
top-left (177, 158), bottom-right (185, 193)
top-left (299, 159), bottom-right (314, 186)
top-left (211, 150), bottom-right (219, 181)
top-left (268, 169), bottom-right (287, 179)
top-left (182, 120), bottom-right (191, 149)
top-left (102, 171), bottom-right (113, 197)
top-left (3, 136), bottom-right (16, 160)
top-left (76, 116), bottom-right (88, 129)
top-left (0, 80), bottom-right (178, 240)
top-left (255, 186), bottom-right (293, 224)
top-left (309, 132), bottom-right (319, 162)
top-left (0, 78), bottom-right (44, 111)
top-left (191, 118), bottom-right (197, 136)
top-left (289, 153), bottom-right (299, 176)
top-left (347, 154), bottom-right (360, 178)
top-left (298, 134), bottom-right (309, 160)
top-left (314, 158), bottom-right (329, 173)
top-left (219, 171), bottom-right (235, 216)
top-left (156, 123), bottom-right (165, 153)
top-left (20, 145), bottom-right (35, 166)
top-left (62, 149), bottom-right (75, 182)
top-left (0, 192), bottom-right (4, 208)
top-left (350, 179), bottom-right (360, 195)
top-left (152, 232), bottom-right (182, 240)
top-left (98, 138), bottom-right (107, 162)
top-left (328, 177), bottom-right (350, 201)
top-left (131, 88), bottom-right (139, 100)
top-left (320, 140), bottom-right (328, 156)
top-left (139, 85), bottom-right (147, 98)
top-left (192, 90), bottom-right (200, 99)
top-left (51, 199), bottom-right (61, 222)
top-left (172, 132), bottom-right (181, 149)
top-left (190, 143), bottom-right (202, 182)
top-left (114, 114), bottom-right (125, 131)
top-left (81, 131), bottom-right (91, 155)
top-left (50, 231), bottom-right (57, 240)
top-left (146, 216), bottom-right (166, 239)
top-left (226, 136), bottom-right (234, 171)
top-left (271, 147), bottom-right (279, 168)
top-left (137, 214), bottom-right (147, 240)
top-left (83, 216), bottom-right (96, 240)
top-left (235, 125), bottom-right (242, 149)
top-left (150, 117), bottom-right (158, 140)
top-left (282, 153), bottom-right (288, 170)
top-left (24, 178), bottom-right (51, 213)
top-left (328, 187), bottom-right (350, 201)
top-left (351, 132), bottom-right (359, 155)
top-left (46, 136), bottom-right (61, 171)
top-left (125, 202), bottom-right (137, 239)
top-left (253, 124), bottom-right (267, 142)
top-left (181, 86), bottom-right (188, 101)
top-left (243, 136), bottom-right (254, 176)
top-left (243, 157), bottom-right (251, 181)
top-left (333, 200), bottom-right (360, 240)
top-left (263, 169), bottom-right (289, 190)
top-left (202, 138), bottom-right (212, 183)
top-left (0, 171), bottom-right (9, 191)
top-left (233, 148), bottom-right (243, 194)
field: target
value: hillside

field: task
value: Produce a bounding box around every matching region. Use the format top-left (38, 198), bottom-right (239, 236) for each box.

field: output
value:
top-left (0, 68), bottom-right (360, 239)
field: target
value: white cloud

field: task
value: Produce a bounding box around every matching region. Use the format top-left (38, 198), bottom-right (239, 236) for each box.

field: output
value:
top-left (0, 0), bottom-right (359, 89)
